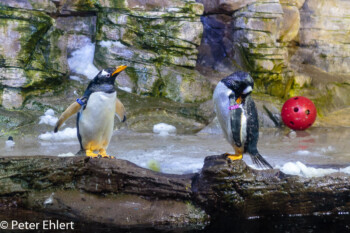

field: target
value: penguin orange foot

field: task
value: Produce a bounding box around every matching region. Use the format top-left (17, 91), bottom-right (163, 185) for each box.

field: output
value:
top-left (86, 150), bottom-right (99, 158)
top-left (224, 153), bottom-right (243, 160)
top-left (213, 71), bottom-right (273, 169)
top-left (99, 149), bottom-right (115, 159)
top-left (54, 65), bottom-right (127, 161)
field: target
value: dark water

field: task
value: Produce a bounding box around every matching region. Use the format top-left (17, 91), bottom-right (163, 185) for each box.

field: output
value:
top-left (1, 209), bottom-right (350, 233)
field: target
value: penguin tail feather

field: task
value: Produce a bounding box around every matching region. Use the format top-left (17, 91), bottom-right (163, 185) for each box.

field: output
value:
top-left (250, 152), bottom-right (273, 169)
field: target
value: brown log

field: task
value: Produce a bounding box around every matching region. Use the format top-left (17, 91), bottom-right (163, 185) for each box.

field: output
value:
top-left (193, 155), bottom-right (350, 219)
top-left (0, 154), bottom-right (350, 230)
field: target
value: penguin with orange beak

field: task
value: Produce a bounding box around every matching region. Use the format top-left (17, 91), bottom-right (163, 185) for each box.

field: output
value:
top-left (213, 71), bottom-right (272, 169)
top-left (54, 65), bottom-right (127, 158)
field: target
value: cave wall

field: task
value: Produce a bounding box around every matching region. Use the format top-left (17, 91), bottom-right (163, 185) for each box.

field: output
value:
top-left (197, 0), bottom-right (350, 116)
top-left (0, 0), bottom-right (211, 110)
top-left (0, 0), bottom-right (349, 126)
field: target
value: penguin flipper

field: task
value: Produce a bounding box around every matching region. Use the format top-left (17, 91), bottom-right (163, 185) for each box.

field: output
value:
top-left (54, 102), bottom-right (81, 132)
top-left (115, 98), bottom-right (126, 122)
top-left (244, 96), bottom-right (273, 169)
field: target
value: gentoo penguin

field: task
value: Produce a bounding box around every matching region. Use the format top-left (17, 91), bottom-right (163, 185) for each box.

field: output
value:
top-left (54, 65), bottom-right (127, 158)
top-left (213, 71), bottom-right (273, 169)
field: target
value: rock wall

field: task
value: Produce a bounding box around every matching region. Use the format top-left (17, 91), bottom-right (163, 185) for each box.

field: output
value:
top-left (197, 0), bottom-right (350, 117)
top-left (294, 0), bottom-right (350, 74)
top-left (0, 0), bottom-right (211, 110)
top-left (94, 0), bottom-right (211, 103)
top-left (197, 0), bottom-right (301, 97)
top-left (0, 5), bottom-right (68, 108)
top-left (0, 0), bottom-right (349, 130)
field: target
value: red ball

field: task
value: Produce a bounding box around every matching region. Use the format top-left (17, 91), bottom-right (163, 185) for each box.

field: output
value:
top-left (281, 96), bottom-right (317, 130)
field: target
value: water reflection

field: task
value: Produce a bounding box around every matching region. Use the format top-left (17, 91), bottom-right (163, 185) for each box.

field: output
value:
top-left (1, 127), bottom-right (350, 174)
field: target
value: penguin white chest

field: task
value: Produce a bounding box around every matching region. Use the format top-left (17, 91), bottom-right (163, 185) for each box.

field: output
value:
top-left (240, 108), bottom-right (247, 145)
top-left (78, 91), bottom-right (116, 151)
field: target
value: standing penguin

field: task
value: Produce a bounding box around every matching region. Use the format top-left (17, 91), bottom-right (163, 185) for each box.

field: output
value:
top-left (54, 65), bottom-right (127, 158)
top-left (213, 71), bottom-right (273, 169)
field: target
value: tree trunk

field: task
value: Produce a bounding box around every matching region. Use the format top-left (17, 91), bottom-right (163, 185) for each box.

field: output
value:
top-left (1, 154), bottom-right (350, 229)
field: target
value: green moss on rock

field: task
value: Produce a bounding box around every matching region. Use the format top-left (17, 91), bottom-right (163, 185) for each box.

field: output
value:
top-left (160, 66), bottom-right (212, 103)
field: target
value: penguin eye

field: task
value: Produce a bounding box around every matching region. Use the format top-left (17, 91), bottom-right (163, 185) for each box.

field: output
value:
top-left (106, 73), bottom-right (110, 78)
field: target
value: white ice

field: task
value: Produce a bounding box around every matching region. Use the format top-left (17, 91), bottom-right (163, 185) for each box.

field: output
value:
top-left (68, 40), bottom-right (99, 79)
top-left (38, 127), bottom-right (77, 141)
top-left (118, 86), bottom-right (132, 93)
top-left (278, 161), bottom-right (338, 178)
top-left (44, 193), bottom-right (54, 205)
top-left (98, 40), bottom-right (133, 59)
top-left (57, 152), bottom-right (75, 157)
top-left (294, 150), bottom-right (312, 156)
top-left (100, 40), bottom-right (126, 48)
top-left (69, 75), bottom-right (83, 83)
top-left (39, 109), bottom-right (58, 127)
top-left (153, 123), bottom-right (177, 136)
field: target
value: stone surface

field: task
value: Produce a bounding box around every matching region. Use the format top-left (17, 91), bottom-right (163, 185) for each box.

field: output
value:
top-left (117, 90), bottom-right (214, 134)
top-left (28, 191), bottom-right (208, 227)
top-left (94, 5), bottom-right (211, 103)
top-left (230, 0), bottom-right (292, 97)
top-left (0, 6), bottom-right (68, 108)
top-left (280, 0), bottom-right (306, 9)
top-left (0, 0), bottom-right (210, 115)
top-left (0, 0), bottom-right (56, 13)
top-left (197, 0), bottom-right (256, 13)
top-left (1, 0), bottom-right (350, 125)
top-left (2, 88), bottom-right (23, 109)
top-left (0, 68), bottom-right (27, 88)
top-left (292, 0), bottom-right (350, 74)
top-left (197, 14), bottom-right (238, 73)
top-left (2, 155), bottom-right (350, 230)
top-left (279, 4), bottom-right (300, 42)
top-left (197, 0), bottom-right (350, 116)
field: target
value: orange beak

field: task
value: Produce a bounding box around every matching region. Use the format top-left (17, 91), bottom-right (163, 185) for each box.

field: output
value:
top-left (111, 65), bottom-right (127, 76)
top-left (236, 96), bottom-right (242, 104)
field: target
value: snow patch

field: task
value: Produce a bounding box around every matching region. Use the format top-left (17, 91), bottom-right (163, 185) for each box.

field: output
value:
top-left (294, 150), bottom-right (312, 156)
top-left (68, 41), bottom-right (99, 79)
top-left (39, 127), bottom-right (77, 141)
top-left (44, 193), bottom-right (54, 205)
top-left (167, 7), bottom-right (181, 12)
top-left (39, 109), bottom-right (58, 127)
top-left (118, 86), bottom-right (132, 93)
top-left (278, 161), bottom-right (338, 177)
top-left (69, 75), bottom-right (83, 82)
top-left (100, 40), bottom-right (126, 48)
top-left (340, 166), bottom-right (350, 174)
top-left (58, 152), bottom-right (75, 157)
top-left (320, 146), bottom-right (336, 154)
top-left (153, 123), bottom-right (176, 136)
top-left (99, 40), bottom-right (133, 59)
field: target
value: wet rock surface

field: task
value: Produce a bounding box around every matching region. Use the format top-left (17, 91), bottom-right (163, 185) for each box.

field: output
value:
top-left (0, 0), bottom-right (214, 135)
top-left (1, 0), bottom-right (350, 130)
top-left (193, 154), bottom-right (350, 219)
top-left (1, 155), bottom-right (350, 229)
top-left (196, 0), bottom-right (350, 124)
top-left (0, 0), bottom-right (211, 105)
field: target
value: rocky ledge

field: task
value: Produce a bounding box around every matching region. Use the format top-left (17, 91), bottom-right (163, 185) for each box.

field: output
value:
top-left (1, 154), bottom-right (350, 230)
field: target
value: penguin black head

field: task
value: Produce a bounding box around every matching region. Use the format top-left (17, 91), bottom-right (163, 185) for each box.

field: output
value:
top-left (84, 65), bottom-right (127, 96)
top-left (221, 71), bottom-right (254, 100)
top-left (92, 65), bottom-right (127, 85)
